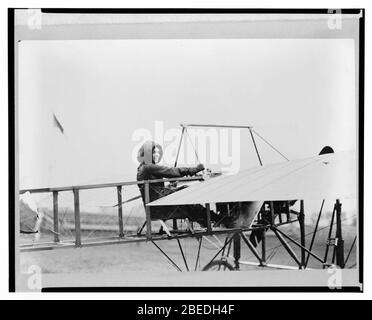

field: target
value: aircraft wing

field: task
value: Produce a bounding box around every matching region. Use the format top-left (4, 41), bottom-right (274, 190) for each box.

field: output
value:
top-left (148, 150), bottom-right (357, 206)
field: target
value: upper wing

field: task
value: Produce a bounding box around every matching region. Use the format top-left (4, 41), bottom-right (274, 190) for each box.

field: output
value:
top-left (147, 150), bottom-right (357, 206)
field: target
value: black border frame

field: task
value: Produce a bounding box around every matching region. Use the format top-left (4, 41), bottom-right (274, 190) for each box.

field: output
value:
top-left (8, 7), bottom-right (365, 293)
top-left (8, 7), bottom-right (15, 293)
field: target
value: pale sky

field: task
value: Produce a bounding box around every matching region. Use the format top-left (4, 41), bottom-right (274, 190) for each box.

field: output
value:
top-left (18, 39), bottom-right (356, 208)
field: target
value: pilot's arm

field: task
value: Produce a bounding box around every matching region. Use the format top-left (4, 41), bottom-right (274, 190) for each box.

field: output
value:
top-left (143, 163), bottom-right (204, 179)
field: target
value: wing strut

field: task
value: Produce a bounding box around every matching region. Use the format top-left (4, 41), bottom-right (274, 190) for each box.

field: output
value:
top-left (248, 127), bottom-right (263, 166)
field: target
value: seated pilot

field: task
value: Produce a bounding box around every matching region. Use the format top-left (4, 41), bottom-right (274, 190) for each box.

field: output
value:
top-left (136, 140), bottom-right (218, 226)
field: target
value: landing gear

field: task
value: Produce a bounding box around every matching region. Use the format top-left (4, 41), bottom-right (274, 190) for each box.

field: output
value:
top-left (202, 258), bottom-right (235, 271)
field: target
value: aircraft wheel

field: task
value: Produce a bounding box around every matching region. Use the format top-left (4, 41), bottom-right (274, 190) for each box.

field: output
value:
top-left (202, 259), bottom-right (235, 271)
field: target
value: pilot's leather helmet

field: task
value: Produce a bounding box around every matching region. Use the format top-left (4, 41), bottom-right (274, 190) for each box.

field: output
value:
top-left (137, 140), bottom-right (163, 164)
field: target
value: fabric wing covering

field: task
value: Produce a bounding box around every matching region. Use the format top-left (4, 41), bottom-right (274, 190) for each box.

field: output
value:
top-left (147, 150), bottom-right (357, 206)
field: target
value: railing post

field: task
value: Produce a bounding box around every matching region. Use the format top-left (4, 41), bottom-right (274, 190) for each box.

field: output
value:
top-left (73, 189), bottom-right (82, 247)
top-left (144, 182), bottom-right (152, 240)
top-left (117, 186), bottom-right (124, 238)
top-left (205, 203), bottom-right (212, 233)
top-left (53, 191), bottom-right (60, 243)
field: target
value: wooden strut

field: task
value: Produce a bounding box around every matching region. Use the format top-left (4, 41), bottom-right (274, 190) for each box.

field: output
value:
top-left (144, 182), bottom-right (152, 240)
top-left (177, 238), bottom-right (189, 271)
top-left (271, 226), bottom-right (325, 264)
top-left (203, 234), bottom-right (236, 269)
top-left (117, 186), bottom-right (124, 238)
top-left (335, 199), bottom-right (345, 268)
top-left (248, 128), bottom-right (263, 166)
top-left (173, 127), bottom-right (185, 231)
top-left (205, 203), bottom-right (212, 233)
top-left (271, 227), bottom-right (302, 268)
top-left (216, 231), bottom-right (265, 269)
top-left (305, 199), bottom-right (325, 268)
top-left (20, 175), bottom-right (204, 194)
top-left (194, 236), bottom-right (203, 271)
top-left (21, 227), bottom-right (256, 252)
top-left (233, 233), bottom-right (241, 269)
top-left (323, 203), bottom-right (337, 268)
top-left (299, 200), bottom-right (306, 268)
top-left (137, 221), bottom-right (147, 236)
top-left (240, 232), bottom-right (264, 266)
top-left (174, 126), bottom-right (185, 167)
top-left (73, 189), bottom-right (82, 247)
top-left (225, 237), bottom-right (233, 270)
top-left (231, 203), bottom-right (243, 269)
top-left (261, 226), bottom-right (267, 266)
top-left (218, 236), bottom-right (230, 271)
top-left (52, 191), bottom-right (60, 243)
top-left (314, 199), bottom-right (347, 269)
top-left (151, 241), bottom-right (182, 272)
top-left (344, 236), bottom-right (357, 267)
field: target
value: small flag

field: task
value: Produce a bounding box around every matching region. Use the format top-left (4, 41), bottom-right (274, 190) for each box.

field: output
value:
top-left (53, 113), bottom-right (64, 134)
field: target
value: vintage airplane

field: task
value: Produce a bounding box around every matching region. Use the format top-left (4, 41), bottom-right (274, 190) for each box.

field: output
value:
top-left (18, 124), bottom-right (358, 272)
top-left (147, 146), bottom-right (356, 270)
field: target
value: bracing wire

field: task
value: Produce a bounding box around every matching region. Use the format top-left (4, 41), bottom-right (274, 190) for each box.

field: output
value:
top-left (203, 235), bottom-right (223, 250)
top-left (185, 129), bottom-right (201, 164)
top-left (251, 129), bottom-right (290, 161)
top-left (344, 236), bottom-right (357, 266)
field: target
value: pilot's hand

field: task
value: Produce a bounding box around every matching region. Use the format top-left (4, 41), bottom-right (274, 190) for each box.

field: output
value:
top-left (196, 163), bottom-right (205, 172)
top-left (202, 168), bottom-right (213, 180)
top-left (169, 181), bottom-right (178, 189)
